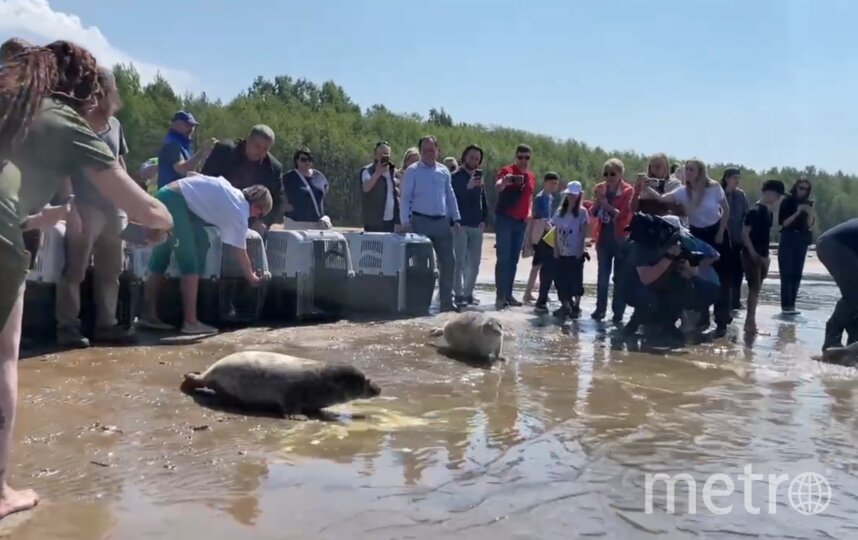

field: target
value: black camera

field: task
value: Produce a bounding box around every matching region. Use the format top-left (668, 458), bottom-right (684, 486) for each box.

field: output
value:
top-left (627, 212), bottom-right (680, 249)
top-left (677, 247), bottom-right (705, 267)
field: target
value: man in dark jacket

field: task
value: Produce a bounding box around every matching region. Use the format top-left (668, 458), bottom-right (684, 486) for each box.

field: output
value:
top-left (201, 124), bottom-right (284, 231)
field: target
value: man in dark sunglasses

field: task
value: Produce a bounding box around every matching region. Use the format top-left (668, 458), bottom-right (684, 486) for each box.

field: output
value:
top-left (493, 144), bottom-right (536, 310)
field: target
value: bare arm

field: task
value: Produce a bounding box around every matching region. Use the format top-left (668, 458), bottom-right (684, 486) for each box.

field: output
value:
top-left (173, 145), bottom-right (214, 175)
top-left (230, 246), bottom-right (257, 280)
top-left (718, 197), bottom-right (730, 237)
top-left (643, 185), bottom-right (678, 203)
top-left (637, 258), bottom-right (675, 286)
top-left (362, 167), bottom-right (387, 193)
top-left (742, 224), bottom-right (761, 261)
top-left (85, 162), bottom-right (172, 230)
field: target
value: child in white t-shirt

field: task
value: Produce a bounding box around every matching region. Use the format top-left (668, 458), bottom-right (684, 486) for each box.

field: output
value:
top-left (551, 181), bottom-right (590, 319)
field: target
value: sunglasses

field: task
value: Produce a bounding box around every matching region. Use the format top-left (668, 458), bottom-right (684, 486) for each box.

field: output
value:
top-left (516, 155), bottom-right (531, 161)
top-left (603, 171), bottom-right (619, 177)
top-left (299, 156), bottom-right (313, 162)
top-left (375, 140), bottom-right (390, 149)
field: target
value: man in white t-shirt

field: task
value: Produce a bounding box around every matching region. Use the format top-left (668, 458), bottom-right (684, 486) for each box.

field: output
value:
top-left (138, 174), bottom-right (273, 335)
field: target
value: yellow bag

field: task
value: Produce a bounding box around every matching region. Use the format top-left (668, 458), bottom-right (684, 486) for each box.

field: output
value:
top-left (542, 227), bottom-right (556, 248)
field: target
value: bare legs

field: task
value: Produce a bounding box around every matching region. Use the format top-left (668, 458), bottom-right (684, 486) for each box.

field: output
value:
top-left (523, 265), bottom-right (539, 304)
top-left (744, 288), bottom-right (760, 334)
top-left (143, 273), bottom-right (202, 327)
top-left (180, 275), bottom-right (200, 327)
top-left (0, 284), bottom-right (39, 519)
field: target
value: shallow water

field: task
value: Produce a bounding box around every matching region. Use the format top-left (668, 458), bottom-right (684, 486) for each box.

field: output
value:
top-left (8, 275), bottom-right (858, 540)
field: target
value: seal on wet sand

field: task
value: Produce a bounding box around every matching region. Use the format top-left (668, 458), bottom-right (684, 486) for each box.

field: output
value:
top-left (180, 351), bottom-right (381, 419)
top-left (430, 312), bottom-right (505, 361)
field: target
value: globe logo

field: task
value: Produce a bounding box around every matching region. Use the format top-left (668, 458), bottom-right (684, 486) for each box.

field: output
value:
top-left (788, 472), bottom-right (832, 515)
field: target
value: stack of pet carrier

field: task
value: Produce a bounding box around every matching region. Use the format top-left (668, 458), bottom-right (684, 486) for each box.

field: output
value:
top-left (127, 227), bottom-right (269, 327)
top-left (263, 229), bottom-right (353, 321)
top-left (22, 222), bottom-right (66, 338)
top-left (343, 232), bottom-right (437, 316)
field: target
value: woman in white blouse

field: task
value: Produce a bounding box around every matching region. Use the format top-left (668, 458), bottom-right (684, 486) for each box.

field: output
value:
top-left (641, 158), bottom-right (732, 335)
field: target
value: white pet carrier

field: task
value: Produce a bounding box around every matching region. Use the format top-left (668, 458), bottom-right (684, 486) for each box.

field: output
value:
top-left (22, 221), bottom-right (66, 337)
top-left (343, 232), bottom-right (438, 316)
top-left (26, 221), bottom-right (66, 284)
top-left (264, 229), bottom-right (353, 320)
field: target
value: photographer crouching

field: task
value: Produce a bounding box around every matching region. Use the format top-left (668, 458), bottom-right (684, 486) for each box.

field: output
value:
top-left (619, 213), bottom-right (721, 345)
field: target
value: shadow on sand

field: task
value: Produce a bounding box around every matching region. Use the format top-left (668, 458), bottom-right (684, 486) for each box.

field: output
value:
top-left (180, 386), bottom-right (367, 423)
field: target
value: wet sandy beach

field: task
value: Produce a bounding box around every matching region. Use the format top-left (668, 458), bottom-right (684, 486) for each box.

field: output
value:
top-left (7, 237), bottom-right (856, 540)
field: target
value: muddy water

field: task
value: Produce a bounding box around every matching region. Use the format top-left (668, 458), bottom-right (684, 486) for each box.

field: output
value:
top-left (7, 276), bottom-right (858, 539)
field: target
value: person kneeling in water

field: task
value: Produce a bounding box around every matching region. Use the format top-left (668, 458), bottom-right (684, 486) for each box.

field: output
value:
top-left (139, 174), bottom-right (272, 334)
top-left (818, 217), bottom-right (858, 351)
top-left (621, 213), bottom-right (719, 343)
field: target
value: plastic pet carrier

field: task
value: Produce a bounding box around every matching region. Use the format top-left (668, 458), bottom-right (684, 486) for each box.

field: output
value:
top-left (127, 227), bottom-right (269, 328)
top-left (344, 232), bottom-right (437, 316)
top-left (263, 229), bottom-right (353, 321)
top-left (22, 221), bottom-right (66, 337)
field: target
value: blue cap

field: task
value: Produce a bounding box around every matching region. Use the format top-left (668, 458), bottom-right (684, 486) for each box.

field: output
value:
top-left (172, 111), bottom-right (199, 126)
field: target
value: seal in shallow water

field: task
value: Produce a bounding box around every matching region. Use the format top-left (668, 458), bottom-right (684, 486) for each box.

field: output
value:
top-left (430, 312), bottom-right (505, 361)
top-left (180, 351), bottom-right (381, 418)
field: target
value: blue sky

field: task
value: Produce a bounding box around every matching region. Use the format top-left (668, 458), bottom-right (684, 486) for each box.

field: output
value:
top-left (2, 0), bottom-right (857, 174)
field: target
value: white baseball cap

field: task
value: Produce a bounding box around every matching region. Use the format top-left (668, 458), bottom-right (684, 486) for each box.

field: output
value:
top-left (564, 181), bottom-right (583, 195)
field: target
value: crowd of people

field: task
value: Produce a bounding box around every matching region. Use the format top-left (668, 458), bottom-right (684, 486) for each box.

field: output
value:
top-left (0, 37), bottom-right (857, 521)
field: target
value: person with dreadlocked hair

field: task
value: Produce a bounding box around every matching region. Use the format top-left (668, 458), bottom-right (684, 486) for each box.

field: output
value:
top-left (0, 40), bottom-right (173, 519)
top-left (0, 38), bottom-right (32, 64)
top-left (1, 38), bottom-right (43, 269)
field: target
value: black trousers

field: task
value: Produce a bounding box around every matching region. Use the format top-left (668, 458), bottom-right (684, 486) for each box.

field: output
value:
top-left (535, 241), bottom-right (556, 304)
top-left (689, 222), bottom-right (732, 327)
top-left (555, 255), bottom-right (585, 304)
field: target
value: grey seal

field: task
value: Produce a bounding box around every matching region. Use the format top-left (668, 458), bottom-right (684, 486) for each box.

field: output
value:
top-left (181, 351), bottom-right (381, 419)
top-left (430, 312), bottom-right (505, 361)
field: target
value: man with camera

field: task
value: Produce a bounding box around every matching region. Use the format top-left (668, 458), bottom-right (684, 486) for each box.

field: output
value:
top-left (494, 144), bottom-right (536, 310)
top-left (451, 145), bottom-right (488, 307)
top-left (621, 213), bottom-right (720, 344)
top-left (360, 141), bottom-right (400, 233)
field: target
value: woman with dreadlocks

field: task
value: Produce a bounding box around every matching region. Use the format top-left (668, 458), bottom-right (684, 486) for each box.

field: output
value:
top-left (0, 39), bottom-right (172, 519)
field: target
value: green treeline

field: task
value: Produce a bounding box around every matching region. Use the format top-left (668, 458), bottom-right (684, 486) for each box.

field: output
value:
top-left (113, 65), bottom-right (858, 235)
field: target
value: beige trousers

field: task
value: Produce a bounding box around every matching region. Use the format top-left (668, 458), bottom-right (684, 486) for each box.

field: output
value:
top-left (55, 205), bottom-right (126, 330)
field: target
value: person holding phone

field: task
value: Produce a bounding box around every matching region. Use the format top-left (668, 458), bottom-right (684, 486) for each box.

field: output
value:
top-left (590, 158), bottom-right (634, 323)
top-left (360, 141), bottom-right (399, 232)
top-left (494, 144), bottom-right (536, 310)
top-left (450, 144), bottom-right (488, 306)
top-left (777, 177), bottom-right (815, 315)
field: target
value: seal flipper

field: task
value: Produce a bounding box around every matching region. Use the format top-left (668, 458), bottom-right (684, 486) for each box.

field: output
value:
top-left (180, 372), bottom-right (207, 395)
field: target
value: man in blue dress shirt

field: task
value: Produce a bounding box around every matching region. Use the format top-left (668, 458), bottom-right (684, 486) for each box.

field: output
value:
top-left (401, 135), bottom-right (462, 312)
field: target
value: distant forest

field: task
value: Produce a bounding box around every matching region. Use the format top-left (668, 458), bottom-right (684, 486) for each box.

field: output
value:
top-left (113, 65), bottom-right (858, 235)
